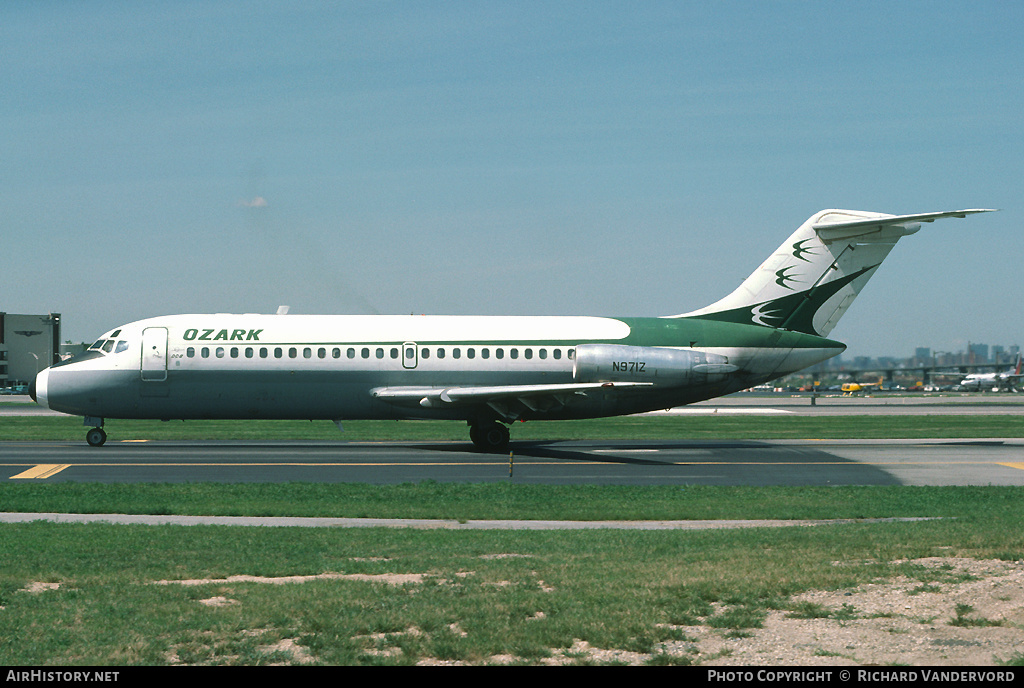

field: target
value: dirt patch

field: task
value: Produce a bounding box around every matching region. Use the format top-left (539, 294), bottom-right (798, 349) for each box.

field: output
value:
top-left (258, 638), bottom-right (315, 665)
top-left (153, 572), bottom-right (431, 586)
top-left (678, 558), bottom-right (1024, 666)
top-left (18, 582), bottom-right (62, 594)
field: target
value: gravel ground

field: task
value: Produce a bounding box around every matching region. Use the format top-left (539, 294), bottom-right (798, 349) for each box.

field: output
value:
top-left (668, 557), bottom-right (1024, 666)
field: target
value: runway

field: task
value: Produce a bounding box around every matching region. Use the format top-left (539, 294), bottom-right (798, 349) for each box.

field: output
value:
top-left (3, 438), bottom-right (1024, 486)
top-left (3, 394), bottom-right (1023, 486)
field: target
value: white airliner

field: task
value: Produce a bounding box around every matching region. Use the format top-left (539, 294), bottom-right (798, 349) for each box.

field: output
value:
top-left (958, 354), bottom-right (1023, 392)
top-left (31, 208), bottom-right (994, 450)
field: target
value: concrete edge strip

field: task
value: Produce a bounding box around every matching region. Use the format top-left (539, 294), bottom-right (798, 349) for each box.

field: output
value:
top-left (0, 513), bottom-right (941, 530)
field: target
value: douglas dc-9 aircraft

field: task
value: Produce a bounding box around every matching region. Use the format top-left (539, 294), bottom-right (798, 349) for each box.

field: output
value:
top-left (32, 208), bottom-right (994, 451)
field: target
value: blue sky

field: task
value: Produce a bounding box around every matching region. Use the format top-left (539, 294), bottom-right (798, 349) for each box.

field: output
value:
top-left (3, 1), bottom-right (1020, 358)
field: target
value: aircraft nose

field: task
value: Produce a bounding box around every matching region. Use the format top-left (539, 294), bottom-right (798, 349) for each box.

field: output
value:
top-left (32, 368), bottom-right (49, 409)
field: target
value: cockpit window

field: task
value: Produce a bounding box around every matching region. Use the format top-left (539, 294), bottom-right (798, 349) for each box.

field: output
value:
top-left (87, 338), bottom-right (130, 355)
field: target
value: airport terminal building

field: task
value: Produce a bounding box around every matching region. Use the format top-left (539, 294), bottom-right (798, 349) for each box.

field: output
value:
top-left (0, 312), bottom-right (62, 392)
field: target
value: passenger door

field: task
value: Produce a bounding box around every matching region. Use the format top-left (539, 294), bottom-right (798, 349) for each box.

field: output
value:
top-left (141, 327), bottom-right (168, 382)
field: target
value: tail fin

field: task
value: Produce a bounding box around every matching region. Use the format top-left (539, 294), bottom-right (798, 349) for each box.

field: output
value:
top-left (673, 209), bottom-right (995, 337)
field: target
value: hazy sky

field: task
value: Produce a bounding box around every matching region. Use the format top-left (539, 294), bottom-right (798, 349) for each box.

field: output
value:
top-left (3, 1), bottom-right (1020, 357)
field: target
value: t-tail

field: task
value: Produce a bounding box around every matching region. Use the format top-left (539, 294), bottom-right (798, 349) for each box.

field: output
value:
top-left (672, 209), bottom-right (996, 335)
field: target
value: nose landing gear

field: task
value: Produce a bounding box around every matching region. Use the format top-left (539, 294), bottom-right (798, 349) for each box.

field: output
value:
top-left (86, 427), bottom-right (107, 447)
top-left (84, 417), bottom-right (106, 447)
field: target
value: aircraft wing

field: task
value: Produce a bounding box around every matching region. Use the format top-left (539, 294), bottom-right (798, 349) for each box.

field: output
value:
top-left (813, 209), bottom-right (997, 242)
top-left (371, 381), bottom-right (652, 420)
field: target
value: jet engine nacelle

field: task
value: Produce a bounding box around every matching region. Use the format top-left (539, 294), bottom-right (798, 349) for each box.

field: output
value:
top-left (573, 344), bottom-right (737, 386)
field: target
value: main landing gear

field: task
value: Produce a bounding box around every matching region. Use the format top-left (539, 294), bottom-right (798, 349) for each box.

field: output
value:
top-left (469, 420), bottom-right (510, 453)
top-left (84, 417), bottom-right (106, 447)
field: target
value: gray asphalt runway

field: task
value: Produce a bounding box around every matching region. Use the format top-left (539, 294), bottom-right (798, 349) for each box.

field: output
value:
top-left (3, 437), bottom-right (1024, 486)
top-left (3, 393), bottom-right (1023, 487)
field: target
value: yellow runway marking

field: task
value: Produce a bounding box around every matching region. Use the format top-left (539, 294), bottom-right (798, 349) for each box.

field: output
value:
top-left (998, 463), bottom-right (1024, 471)
top-left (10, 464), bottom-right (72, 480)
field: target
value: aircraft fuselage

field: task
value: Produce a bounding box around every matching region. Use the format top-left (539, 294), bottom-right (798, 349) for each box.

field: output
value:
top-left (35, 313), bottom-right (841, 423)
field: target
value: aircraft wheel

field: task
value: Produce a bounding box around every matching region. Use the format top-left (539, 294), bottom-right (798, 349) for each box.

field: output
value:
top-left (471, 422), bottom-right (509, 453)
top-left (86, 427), bottom-right (107, 447)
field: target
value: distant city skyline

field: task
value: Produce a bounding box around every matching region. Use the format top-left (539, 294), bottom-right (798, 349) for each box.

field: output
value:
top-left (812, 341), bottom-right (1021, 370)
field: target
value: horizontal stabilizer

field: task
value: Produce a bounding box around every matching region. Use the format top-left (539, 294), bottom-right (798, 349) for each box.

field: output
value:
top-left (813, 209), bottom-right (996, 242)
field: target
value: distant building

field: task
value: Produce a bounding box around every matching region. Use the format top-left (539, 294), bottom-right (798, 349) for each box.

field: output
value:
top-left (0, 312), bottom-right (61, 390)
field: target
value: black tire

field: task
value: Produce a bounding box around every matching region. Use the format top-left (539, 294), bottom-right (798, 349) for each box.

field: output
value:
top-left (86, 427), bottom-right (107, 447)
top-left (470, 422), bottom-right (509, 453)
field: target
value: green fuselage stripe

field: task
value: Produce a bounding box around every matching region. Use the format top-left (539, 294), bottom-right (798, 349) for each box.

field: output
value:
top-left (615, 317), bottom-right (845, 351)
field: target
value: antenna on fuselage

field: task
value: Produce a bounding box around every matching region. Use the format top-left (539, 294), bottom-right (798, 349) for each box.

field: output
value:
top-left (276, 305), bottom-right (290, 315)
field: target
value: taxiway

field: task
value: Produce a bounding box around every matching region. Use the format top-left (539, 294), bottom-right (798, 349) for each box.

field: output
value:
top-left (3, 394), bottom-right (1022, 486)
